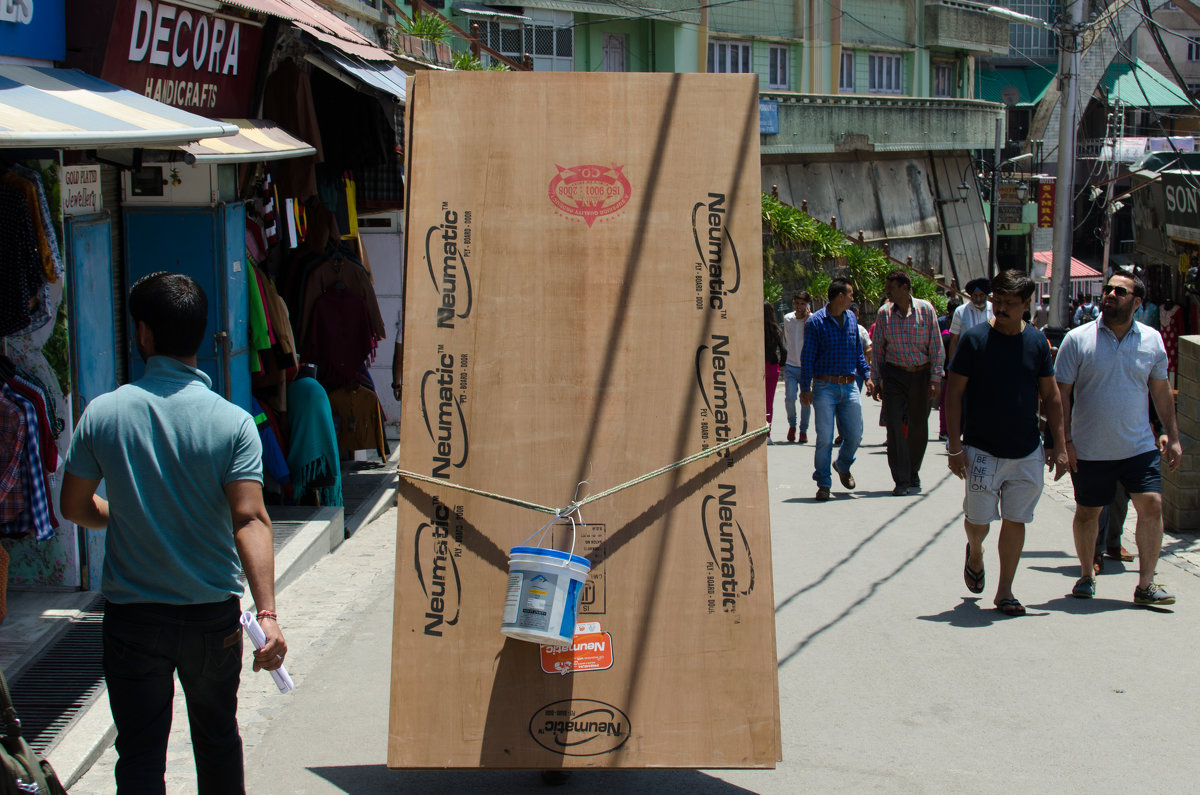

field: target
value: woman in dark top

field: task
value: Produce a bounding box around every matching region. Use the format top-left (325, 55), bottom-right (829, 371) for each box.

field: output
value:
top-left (764, 301), bottom-right (787, 444)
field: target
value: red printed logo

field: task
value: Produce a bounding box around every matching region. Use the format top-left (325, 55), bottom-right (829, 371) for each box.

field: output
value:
top-left (548, 165), bottom-right (631, 227)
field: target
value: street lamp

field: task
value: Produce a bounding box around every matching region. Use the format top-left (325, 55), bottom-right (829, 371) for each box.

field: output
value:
top-left (988, 152), bottom-right (1033, 277)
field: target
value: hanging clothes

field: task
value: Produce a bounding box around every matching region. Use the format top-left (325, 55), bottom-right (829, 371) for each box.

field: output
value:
top-left (262, 59), bottom-right (323, 201)
top-left (1161, 302), bottom-right (1183, 375)
top-left (251, 398), bottom-right (291, 493)
top-left (0, 391), bottom-right (27, 524)
top-left (285, 376), bottom-right (342, 507)
top-left (327, 383), bottom-right (387, 458)
top-left (0, 179), bottom-right (44, 336)
top-left (0, 383), bottom-right (57, 540)
top-left (301, 288), bottom-right (375, 391)
top-left (298, 256), bottom-right (386, 348)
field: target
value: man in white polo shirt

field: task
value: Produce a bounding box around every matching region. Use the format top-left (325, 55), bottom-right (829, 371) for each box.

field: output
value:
top-left (1055, 271), bottom-right (1183, 605)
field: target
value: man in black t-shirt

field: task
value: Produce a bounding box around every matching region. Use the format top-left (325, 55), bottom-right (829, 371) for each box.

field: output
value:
top-left (944, 270), bottom-right (1069, 616)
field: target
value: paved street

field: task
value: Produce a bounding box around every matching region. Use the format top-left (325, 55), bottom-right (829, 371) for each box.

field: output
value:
top-left (71, 390), bottom-right (1200, 794)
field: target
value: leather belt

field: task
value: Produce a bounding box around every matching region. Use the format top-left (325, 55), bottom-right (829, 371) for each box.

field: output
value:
top-left (885, 362), bottom-right (931, 373)
top-left (815, 374), bottom-right (857, 385)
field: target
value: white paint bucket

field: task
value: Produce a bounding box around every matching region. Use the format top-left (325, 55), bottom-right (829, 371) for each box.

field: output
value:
top-left (501, 546), bottom-right (591, 647)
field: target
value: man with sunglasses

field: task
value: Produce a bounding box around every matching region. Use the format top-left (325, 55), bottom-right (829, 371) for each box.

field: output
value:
top-left (1055, 272), bottom-right (1183, 605)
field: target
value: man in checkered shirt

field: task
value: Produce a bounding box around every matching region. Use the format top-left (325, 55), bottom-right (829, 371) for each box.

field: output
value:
top-left (871, 269), bottom-right (945, 496)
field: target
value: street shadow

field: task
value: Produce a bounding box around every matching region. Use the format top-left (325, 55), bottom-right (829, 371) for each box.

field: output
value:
top-left (1024, 595), bottom-right (1159, 614)
top-left (1027, 564), bottom-right (1085, 577)
top-left (916, 597), bottom-right (1049, 627)
top-left (775, 473), bottom-right (958, 668)
top-left (306, 765), bottom-right (759, 794)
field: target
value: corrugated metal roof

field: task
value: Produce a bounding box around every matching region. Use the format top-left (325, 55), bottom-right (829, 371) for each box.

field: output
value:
top-left (0, 66), bottom-right (237, 149)
top-left (314, 44), bottom-right (408, 100)
top-left (222, 0), bottom-right (396, 61)
top-left (178, 118), bottom-right (316, 163)
top-left (975, 66), bottom-right (1055, 107)
top-left (1033, 251), bottom-right (1103, 279)
top-left (1100, 58), bottom-right (1192, 108)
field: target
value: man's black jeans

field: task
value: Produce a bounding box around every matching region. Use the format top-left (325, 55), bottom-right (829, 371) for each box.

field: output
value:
top-left (103, 597), bottom-right (245, 794)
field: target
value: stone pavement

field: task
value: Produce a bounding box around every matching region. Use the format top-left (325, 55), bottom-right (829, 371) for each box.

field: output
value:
top-left (69, 393), bottom-right (1200, 793)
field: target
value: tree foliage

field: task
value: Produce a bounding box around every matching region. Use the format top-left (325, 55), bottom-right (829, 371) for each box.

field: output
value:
top-left (761, 192), bottom-right (946, 314)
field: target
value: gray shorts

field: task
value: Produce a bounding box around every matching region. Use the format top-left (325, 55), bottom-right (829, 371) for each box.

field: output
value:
top-left (963, 445), bottom-right (1045, 525)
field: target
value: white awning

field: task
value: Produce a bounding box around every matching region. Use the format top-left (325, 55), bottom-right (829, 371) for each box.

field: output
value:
top-left (177, 119), bottom-right (316, 164)
top-left (0, 66), bottom-right (237, 149)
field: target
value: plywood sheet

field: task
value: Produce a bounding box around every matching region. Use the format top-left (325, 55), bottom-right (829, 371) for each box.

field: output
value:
top-left (389, 72), bottom-right (780, 770)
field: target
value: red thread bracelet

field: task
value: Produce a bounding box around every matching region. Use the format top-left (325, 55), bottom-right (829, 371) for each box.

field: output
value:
top-left (256, 610), bottom-right (278, 621)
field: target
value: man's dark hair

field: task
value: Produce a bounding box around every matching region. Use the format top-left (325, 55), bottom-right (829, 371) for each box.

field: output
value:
top-left (990, 269), bottom-right (1035, 301)
top-left (828, 279), bottom-right (852, 301)
top-left (793, 290), bottom-right (811, 303)
top-left (1111, 271), bottom-right (1147, 299)
top-left (129, 272), bottom-right (208, 357)
top-left (885, 269), bottom-right (911, 288)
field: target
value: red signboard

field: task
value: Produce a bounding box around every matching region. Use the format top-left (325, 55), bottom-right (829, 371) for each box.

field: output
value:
top-left (100, 0), bottom-right (263, 117)
top-left (1037, 180), bottom-right (1055, 229)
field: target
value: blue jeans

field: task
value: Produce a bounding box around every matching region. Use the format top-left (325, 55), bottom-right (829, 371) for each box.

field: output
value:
top-left (783, 365), bottom-right (811, 431)
top-left (103, 598), bottom-right (245, 795)
top-left (811, 380), bottom-right (863, 488)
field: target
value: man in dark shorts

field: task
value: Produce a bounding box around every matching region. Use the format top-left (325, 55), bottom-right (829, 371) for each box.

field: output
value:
top-left (945, 270), bottom-right (1068, 616)
top-left (1055, 271), bottom-right (1183, 605)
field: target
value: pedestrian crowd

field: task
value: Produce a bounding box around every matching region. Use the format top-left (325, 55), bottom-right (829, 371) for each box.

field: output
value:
top-left (769, 267), bottom-right (1182, 616)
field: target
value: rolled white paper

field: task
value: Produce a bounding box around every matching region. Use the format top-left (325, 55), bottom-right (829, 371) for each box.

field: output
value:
top-left (240, 611), bottom-right (295, 694)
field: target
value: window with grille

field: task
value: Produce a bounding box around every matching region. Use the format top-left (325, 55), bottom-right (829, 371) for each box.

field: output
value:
top-left (768, 45), bottom-right (789, 90)
top-left (471, 14), bottom-right (572, 70)
top-left (839, 51), bottom-right (854, 92)
top-left (708, 40), bottom-right (752, 73)
top-left (1189, 37), bottom-right (1200, 62)
top-left (932, 62), bottom-right (953, 97)
top-left (868, 53), bottom-right (902, 94)
top-left (1007, 0), bottom-right (1057, 59)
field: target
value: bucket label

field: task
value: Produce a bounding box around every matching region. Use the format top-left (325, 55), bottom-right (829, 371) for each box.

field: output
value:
top-left (511, 570), bottom-right (559, 631)
top-left (540, 631), bottom-right (614, 675)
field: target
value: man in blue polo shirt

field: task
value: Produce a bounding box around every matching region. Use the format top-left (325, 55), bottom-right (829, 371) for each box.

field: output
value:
top-left (61, 273), bottom-right (287, 793)
top-left (800, 278), bottom-right (874, 501)
top-left (1055, 271), bottom-right (1183, 605)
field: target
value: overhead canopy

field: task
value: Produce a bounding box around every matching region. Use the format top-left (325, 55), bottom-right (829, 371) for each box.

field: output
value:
top-left (1100, 58), bottom-right (1193, 108)
top-left (1033, 251), bottom-right (1103, 279)
top-left (453, 2), bottom-right (531, 20)
top-left (976, 66), bottom-right (1056, 107)
top-left (0, 66), bottom-right (236, 149)
top-left (176, 119), bottom-right (316, 163)
top-left (221, 0), bottom-right (396, 61)
top-left (310, 44), bottom-right (408, 102)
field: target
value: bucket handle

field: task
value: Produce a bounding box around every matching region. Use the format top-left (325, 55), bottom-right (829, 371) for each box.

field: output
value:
top-left (519, 481), bottom-right (587, 565)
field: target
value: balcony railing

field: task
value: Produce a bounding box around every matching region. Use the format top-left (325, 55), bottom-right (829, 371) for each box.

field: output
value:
top-left (759, 93), bottom-right (1003, 154)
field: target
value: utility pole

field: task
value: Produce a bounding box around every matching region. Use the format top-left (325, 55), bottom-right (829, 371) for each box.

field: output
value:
top-left (989, 118), bottom-right (1002, 278)
top-left (1048, 0), bottom-right (1087, 332)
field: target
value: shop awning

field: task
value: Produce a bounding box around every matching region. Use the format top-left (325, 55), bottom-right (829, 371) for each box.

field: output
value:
top-left (1099, 58), bottom-right (1192, 108)
top-left (177, 119), bottom-right (316, 163)
top-left (1033, 251), bottom-right (1103, 279)
top-left (307, 45), bottom-right (408, 102)
top-left (0, 65), bottom-right (237, 149)
top-left (221, 0), bottom-right (398, 61)
top-left (453, 2), bottom-right (531, 20)
top-left (975, 66), bottom-right (1056, 107)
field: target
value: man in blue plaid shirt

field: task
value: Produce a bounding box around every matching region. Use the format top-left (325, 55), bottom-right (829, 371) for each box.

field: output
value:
top-left (800, 279), bottom-right (874, 501)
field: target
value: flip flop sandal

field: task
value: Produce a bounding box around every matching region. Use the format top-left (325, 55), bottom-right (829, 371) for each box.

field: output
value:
top-left (963, 542), bottom-right (985, 594)
top-left (994, 598), bottom-right (1026, 617)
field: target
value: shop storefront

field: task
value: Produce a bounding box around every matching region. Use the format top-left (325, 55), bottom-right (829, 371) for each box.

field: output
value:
top-left (64, 0), bottom-right (408, 510)
top-left (1, 2), bottom-right (242, 593)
